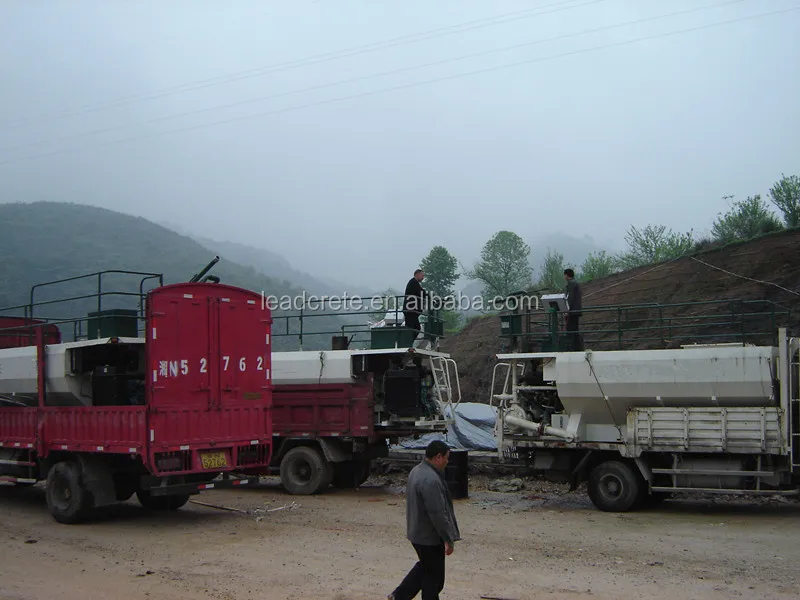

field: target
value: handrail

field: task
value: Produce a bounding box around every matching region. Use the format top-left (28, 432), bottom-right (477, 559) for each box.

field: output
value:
top-left (268, 293), bottom-right (447, 349)
top-left (0, 269), bottom-right (163, 346)
top-left (498, 297), bottom-right (790, 351)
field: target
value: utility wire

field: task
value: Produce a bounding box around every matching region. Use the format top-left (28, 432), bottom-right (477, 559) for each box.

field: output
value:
top-left (0, 0), bottom-right (752, 156)
top-left (0, 0), bottom-right (601, 130)
top-left (0, 5), bottom-right (795, 168)
top-left (584, 248), bottom-right (800, 301)
top-left (689, 256), bottom-right (800, 297)
top-left (583, 257), bottom-right (685, 300)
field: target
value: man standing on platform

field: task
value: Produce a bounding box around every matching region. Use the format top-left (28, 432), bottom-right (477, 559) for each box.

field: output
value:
top-left (563, 268), bottom-right (583, 351)
top-left (403, 268), bottom-right (429, 332)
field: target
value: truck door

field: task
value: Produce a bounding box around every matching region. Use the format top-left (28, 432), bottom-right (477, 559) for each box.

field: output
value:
top-left (145, 283), bottom-right (271, 459)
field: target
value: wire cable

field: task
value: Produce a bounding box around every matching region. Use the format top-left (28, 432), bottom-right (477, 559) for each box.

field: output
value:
top-left (584, 245), bottom-right (800, 302)
top-left (583, 256), bottom-right (685, 300)
top-left (689, 256), bottom-right (800, 297)
top-left (0, 0), bottom-right (601, 130)
top-left (1, 5), bottom-right (796, 168)
top-left (0, 0), bottom-right (752, 156)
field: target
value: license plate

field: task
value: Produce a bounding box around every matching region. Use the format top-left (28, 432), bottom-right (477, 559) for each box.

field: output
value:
top-left (200, 451), bottom-right (228, 469)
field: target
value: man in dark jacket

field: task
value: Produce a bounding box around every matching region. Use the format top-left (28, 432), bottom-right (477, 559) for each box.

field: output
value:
top-left (403, 269), bottom-right (429, 332)
top-left (388, 440), bottom-right (461, 600)
top-left (563, 268), bottom-right (583, 351)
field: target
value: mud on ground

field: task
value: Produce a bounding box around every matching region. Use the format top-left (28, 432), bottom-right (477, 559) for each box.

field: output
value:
top-left (2, 472), bottom-right (799, 600)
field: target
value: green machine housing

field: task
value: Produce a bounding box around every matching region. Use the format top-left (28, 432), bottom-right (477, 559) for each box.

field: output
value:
top-left (87, 309), bottom-right (140, 339)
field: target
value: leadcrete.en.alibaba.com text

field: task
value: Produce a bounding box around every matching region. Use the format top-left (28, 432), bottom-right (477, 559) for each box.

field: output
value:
top-left (259, 291), bottom-right (543, 312)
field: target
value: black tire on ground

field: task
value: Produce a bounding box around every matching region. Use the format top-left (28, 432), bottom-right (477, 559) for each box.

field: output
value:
top-left (331, 460), bottom-right (370, 488)
top-left (642, 490), bottom-right (670, 507)
top-left (113, 474), bottom-right (137, 502)
top-left (45, 461), bottom-right (93, 524)
top-left (136, 490), bottom-right (191, 510)
top-left (587, 460), bottom-right (644, 512)
top-left (279, 446), bottom-right (334, 495)
top-left (358, 460), bottom-right (371, 485)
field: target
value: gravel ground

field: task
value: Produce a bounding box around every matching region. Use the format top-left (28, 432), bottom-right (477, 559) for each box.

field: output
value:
top-left (1, 473), bottom-right (799, 600)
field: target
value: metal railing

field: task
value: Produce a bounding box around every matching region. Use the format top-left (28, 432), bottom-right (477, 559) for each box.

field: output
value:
top-left (498, 297), bottom-right (792, 352)
top-left (269, 294), bottom-right (446, 350)
top-left (0, 269), bottom-right (163, 347)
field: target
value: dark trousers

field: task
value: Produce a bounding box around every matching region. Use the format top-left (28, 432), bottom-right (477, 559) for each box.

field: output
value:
top-left (404, 311), bottom-right (421, 332)
top-left (392, 542), bottom-right (445, 600)
top-left (565, 313), bottom-right (583, 351)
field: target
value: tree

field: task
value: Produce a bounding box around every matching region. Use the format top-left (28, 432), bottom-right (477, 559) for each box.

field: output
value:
top-left (537, 248), bottom-right (569, 292)
top-left (768, 174), bottom-right (800, 228)
top-left (615, 224), bottom-right (694, 271)
top-left (419, 246), bottom-right (459, 299)
top-left (465, 230), bottom-right (532, 304)
top-left (580, 250), bottom-right (616, 282)
top-left (710, 194), bottom-right (782, 244)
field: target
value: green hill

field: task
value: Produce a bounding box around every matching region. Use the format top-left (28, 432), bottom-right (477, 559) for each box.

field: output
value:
top-left (0, 201), bottom-right (348, 351)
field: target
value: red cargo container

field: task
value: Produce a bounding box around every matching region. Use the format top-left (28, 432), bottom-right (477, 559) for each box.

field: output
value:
top-left (0, 279), bottom-right (273, 523)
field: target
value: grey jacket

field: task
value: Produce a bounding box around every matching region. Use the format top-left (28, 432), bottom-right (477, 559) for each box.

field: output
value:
top-left (405, 460), bottom-right (461, 546)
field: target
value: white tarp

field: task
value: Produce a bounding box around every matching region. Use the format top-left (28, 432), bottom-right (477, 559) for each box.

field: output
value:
top-left (394, 402), bottom-right (498, 451)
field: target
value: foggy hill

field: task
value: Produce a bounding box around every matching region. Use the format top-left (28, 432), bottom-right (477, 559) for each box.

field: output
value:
top-left (0, 201), bottom-right (348, 350)
top-left (191, 235), bottom-right (375, 298)
top-left (441, 228), bottom-right (800, 404)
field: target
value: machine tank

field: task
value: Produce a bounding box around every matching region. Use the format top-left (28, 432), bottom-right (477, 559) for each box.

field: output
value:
top-left (0, 338), bottom-right (145, 407)
top-left (271, 350), bottom-right (354, 386)
top-left (543, 344), bottom-right (778, 426)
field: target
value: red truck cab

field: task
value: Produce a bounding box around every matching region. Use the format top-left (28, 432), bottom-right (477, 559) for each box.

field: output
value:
top-left (0, 271), bottom-right (272, 523)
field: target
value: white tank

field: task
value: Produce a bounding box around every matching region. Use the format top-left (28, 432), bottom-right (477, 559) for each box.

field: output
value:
top-left (0, 338), bottom-right (146, 407)
top-left (542, 345), bottom-right (778, 425)
top-left (271, 350), bottom-right (354, 385)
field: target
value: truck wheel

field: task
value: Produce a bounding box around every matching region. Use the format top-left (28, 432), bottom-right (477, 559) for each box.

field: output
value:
top-left (280, 446), bottom-right (333, 495)
top-left (45, 461), bottom-right (92, 524)
top-left (587, 460), bottom-right (643, 512)
top-left (136, 490), bottom-right (191, 510)
top-left (332, 460), bottom-right (371, 488)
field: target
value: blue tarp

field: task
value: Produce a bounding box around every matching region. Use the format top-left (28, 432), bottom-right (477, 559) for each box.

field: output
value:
top-left (393, 402), bottom-right (498, 451)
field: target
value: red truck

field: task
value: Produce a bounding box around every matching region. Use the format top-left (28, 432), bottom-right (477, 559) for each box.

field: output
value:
top-left (0, 269), bottom-right (273, 523)
top-left (252, 329), bottom-right (460, 495)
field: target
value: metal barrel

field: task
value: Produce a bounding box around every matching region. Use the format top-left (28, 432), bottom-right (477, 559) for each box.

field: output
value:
top-left (445, 449), bottom-right (469, 499)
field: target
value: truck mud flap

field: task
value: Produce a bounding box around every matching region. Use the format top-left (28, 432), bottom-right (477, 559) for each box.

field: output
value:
top-left (147, 475), bottom-right (260, 497)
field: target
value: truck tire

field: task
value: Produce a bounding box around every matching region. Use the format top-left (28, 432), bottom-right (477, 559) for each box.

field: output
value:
top-left (332, 460), bottom-right (371, 488)
top-left (136, 490), bottom-right (191, 510)
top-left (587, 460), bottom-right (643, 512)
top-left (280, 446), bottom-right (333, 495)
top-left (45, 461), bottom-right (93, 524)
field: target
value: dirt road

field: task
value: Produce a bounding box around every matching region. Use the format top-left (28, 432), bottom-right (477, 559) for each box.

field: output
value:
top-left (1, 475), bottom-right (799, 600)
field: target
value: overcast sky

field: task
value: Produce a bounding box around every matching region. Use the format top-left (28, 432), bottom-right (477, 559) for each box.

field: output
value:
top-left (1, 0), bottom-right (798, 291)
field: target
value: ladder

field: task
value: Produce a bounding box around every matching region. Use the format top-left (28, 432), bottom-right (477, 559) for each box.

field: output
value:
top-left (429, 356), bottom-right (461, 416)
top-left (790, 351), bottom-right (800, 470)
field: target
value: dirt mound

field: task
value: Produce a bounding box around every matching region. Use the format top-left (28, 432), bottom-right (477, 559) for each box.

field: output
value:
top-left (441, 228), bottom-right (800, 404)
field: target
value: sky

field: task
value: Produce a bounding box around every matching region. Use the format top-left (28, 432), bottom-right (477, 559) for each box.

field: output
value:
top-left (1, 0), bottom-right (799, 292)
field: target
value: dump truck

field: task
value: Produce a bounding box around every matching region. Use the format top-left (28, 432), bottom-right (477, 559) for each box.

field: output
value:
top-left (0, 267), bottom-right (273, 523)
top-left (246, 304), bottom-right (460, 494)
top-left (490, 293), bottom-right (800, 511)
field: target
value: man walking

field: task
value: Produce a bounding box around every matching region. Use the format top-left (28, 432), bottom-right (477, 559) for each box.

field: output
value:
top-left (389, 440), bottom-right (461, 600)
top-left (403, 269), bottom-right (429, 332)
top-left (563, 268), bottom-right (583, 351)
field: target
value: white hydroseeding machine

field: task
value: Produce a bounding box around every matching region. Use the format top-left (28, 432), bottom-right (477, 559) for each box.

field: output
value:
top-left (491, 294), bottom-right (800, 511)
